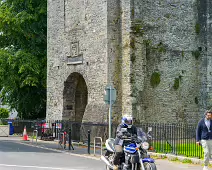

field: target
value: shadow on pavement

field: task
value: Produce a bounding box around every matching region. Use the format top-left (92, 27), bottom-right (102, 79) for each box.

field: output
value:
top-left (0, 140), bottom-right (60, 153)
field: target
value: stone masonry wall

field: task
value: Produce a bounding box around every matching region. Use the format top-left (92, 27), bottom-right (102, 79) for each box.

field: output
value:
top-left (47, 0), bottom-right (212, 124)
top-left (132, 0), bottom-right (202, 124)
top-left (120, 0), bottom-right (133, 118)
top-left (106, 0), bottom-right (122, 123)
top-left (207, 0), bottom-right (212, 108)
top-left (47, 0), bottom-right (110, 122)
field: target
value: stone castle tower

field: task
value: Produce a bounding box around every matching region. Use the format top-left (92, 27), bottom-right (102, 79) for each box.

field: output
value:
top-left (47, 0), bottom-right (212, 124)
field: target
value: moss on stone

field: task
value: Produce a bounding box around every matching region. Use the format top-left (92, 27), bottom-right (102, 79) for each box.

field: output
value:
top-left (130, 73), bottom-right (135, 84)
top-left (112, 16), bottom-right (121, 25)
top-left (195, 97), bottom-right (199, 104)
top-left (150, 72), bottom-right (161, 88)
top-left (195, 23), bottom-right (200, 34)
top-left (182, 51), bottom-right (185, 57)
top-left (157, 42), bottom-right (166, 53)
top-left (164, 13), bottom-right (171, 19)
top-left (131, 7), bottom-right (135, 17)
top-left (113, 45), bottom-right (122, 93)
top-left (131, 53), bottom-right (136, 63)
top-left (130, 88), bottom-right (137, 97)
top-left (131, 19), bottom-right (144, 37)
top-left (192, 50), bottom-right (200, 60)
top-left (143, 39), bottom-right (152, 46)
top-left (130, 38), bottom-right (135, 50)
top-left (173, 78), bottom-right (180, 90)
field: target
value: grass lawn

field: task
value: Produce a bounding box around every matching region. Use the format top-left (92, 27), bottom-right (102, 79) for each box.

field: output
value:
top-left (152, 141), bottom-right (203, 158)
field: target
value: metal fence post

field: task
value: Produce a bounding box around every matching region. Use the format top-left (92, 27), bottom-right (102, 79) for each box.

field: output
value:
top-left (88, 130), bottom-right (90, 154)
top-left (69, 128), bottom-right (74, 150)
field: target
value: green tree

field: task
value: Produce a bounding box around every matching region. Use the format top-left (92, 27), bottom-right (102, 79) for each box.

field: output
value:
top-left (0, 0), bottom-right (47, 119)
top-left (0, 108), bottom-right (9, 119)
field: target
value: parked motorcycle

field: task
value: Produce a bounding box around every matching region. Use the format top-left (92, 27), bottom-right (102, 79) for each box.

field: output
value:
top-left (101, 127), bottom-right (157, 170)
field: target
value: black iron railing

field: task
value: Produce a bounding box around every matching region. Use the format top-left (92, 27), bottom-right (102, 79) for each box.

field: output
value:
top-left (0, 119), bottom-right (203, 158)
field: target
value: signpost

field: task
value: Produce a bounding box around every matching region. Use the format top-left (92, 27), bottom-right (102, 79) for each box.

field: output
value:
top-left (104, 84), bottom-right (116, 139)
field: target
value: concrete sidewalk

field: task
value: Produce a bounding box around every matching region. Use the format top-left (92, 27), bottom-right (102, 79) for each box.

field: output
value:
top-left (18, 137), bottom-right (103, 157)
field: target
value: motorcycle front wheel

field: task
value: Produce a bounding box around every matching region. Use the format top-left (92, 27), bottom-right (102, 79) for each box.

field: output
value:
top-left (143, 162), bottom-right (157, 170)
top-left (106, 165), bottom-right (112, 170)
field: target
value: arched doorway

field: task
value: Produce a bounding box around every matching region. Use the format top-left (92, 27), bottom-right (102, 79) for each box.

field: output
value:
top-left (63, 72), bottom-right (88, 140)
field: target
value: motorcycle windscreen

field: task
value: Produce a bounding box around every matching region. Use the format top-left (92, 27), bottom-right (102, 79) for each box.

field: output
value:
top-left (137, 128), bottom-right (147, 141)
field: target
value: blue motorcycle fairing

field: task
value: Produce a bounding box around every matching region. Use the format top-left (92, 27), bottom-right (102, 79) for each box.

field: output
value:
top-left (124, 143), bottom-right (137, 154)
top-left (142, 158), bottom-right (155, 163)
top-left (128, 143), bottom-right (136, 147)
top-left (124, 146), bottom-right (137, 154)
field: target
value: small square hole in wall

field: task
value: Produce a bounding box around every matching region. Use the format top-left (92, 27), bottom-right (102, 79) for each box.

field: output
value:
top-left (66, 105), bottom-right (73, 110)
top-left (198, 47), bottom-right (202, 51)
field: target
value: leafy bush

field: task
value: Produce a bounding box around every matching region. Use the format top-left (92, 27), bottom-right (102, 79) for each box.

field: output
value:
top-left (0, 108), bottom-right (9, 119)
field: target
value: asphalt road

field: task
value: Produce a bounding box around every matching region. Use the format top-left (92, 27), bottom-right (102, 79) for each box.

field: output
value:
top-left (0, 138), bottom-right (103, 170)
top-left (0, 137), bottom-right (209, 170)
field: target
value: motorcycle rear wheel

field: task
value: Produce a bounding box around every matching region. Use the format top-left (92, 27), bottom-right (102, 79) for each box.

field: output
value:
top-left (143, 162), bottom-right (157, 170)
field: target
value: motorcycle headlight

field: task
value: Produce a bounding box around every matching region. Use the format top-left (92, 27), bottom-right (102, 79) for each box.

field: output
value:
top-left (142, 142), bottom-right (149, 150)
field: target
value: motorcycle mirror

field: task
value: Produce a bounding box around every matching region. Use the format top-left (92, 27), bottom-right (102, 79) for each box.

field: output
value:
top-left (148, 127), bottom-right (152, 132)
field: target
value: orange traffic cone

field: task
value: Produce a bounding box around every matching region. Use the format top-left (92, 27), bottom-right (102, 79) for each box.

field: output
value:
top-left (23, 126), bottom-right (29, 141)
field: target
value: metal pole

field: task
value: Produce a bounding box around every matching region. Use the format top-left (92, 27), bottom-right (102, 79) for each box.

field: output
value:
top-left (69, 128), bottom-right (74, 150)
top-left (35, 130), bottom-right (38, 144)
top-left (88, 130), bottom-right (91, 154)
top-left (63, 133), bottom-right (65, 149)
top-left (58, 131), bottom-right (60, 149)
top-left (109, 85), bottom-right (112, 139)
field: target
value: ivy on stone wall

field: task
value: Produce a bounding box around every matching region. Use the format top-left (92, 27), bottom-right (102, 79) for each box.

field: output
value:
top-left (150, 72), bottom-right (161, 88)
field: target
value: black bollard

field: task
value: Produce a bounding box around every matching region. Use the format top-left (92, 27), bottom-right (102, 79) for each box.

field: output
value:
top-left (87, 130), bottom-right (91, 154)
top-left (69, 128), bottom-right (74, 150)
